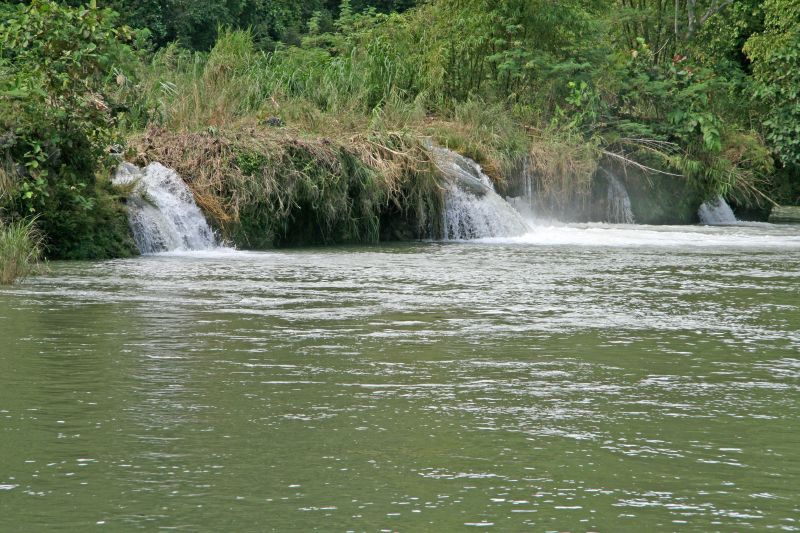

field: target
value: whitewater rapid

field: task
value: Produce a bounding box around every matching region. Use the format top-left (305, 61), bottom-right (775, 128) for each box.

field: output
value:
top-left (470, 222), bottom-right (800, 249)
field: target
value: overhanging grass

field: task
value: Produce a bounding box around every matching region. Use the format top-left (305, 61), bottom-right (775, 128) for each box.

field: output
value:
top-left (123, 29), bottom-right (630, 233)
top-left (128, 126), bottom-right (444, 247)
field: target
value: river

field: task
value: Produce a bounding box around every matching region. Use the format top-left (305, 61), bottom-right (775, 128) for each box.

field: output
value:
top-left (1, 223), bottom-right (799, 531)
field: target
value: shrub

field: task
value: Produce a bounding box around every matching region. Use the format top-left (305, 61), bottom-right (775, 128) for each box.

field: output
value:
top-left (0, 0), bottom-right (138, 258)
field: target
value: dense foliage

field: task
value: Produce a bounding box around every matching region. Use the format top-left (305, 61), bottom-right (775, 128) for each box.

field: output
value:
top-left (744, 0), bottom-right (800, 201)
top-left (116, 0), bottom-right (795, 206)
top-left (49, 0), bottom-right (416, 50)
top-left (0, 0), bottom-right (138, 258)
top-left (1, 0), bottom-right (798, 258)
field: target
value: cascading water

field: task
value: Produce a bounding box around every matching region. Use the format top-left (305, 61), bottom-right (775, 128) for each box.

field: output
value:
top-left (698, 195), bottom-right (738, 225)
top-left (502, 160), bottom-right (638, 224)
top-left (113, 162), bottom-right (218, 253)
top-left (444, 183), bottom-right (532, 239)
top-left (428, 144), bottom-right (530, 240)
top-left (506, 156), bottom-right (537, 221)
top-left (601, 168), bottom-right (635, 224)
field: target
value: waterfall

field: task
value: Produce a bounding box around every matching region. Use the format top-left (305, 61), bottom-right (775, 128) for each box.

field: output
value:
top-left (113, 162), bottom-right (218, 253)
top-left (428, 144), bottom-right (530, 240)
top-left (698, 196), bottom-right (738, 225)
top-left (505, 156), bottom-right (537, 221)
top-left (444, 183), bottom-right (531, 239)
top-left (601, 168), bottom-right (635, 224)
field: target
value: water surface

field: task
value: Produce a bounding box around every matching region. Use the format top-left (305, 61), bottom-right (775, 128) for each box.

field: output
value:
top-left (1, 224), bottom-right (799, 531)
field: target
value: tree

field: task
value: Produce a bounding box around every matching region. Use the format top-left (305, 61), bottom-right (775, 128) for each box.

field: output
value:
top-left (0, 0), bottom-right (138, 258)
top-left (616, 0), bottom-right (744, 64)
top-left (745, 0), bottom-right (800, 169)
top-left (48, 0), bottom-right (418, 50)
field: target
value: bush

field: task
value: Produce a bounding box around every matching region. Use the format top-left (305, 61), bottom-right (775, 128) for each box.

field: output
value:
top-left (0, 0), bottom-right (138, 259)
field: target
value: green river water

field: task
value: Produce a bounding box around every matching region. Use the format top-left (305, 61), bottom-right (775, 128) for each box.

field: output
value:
top-left (1, 224), bottom-right (799, 531)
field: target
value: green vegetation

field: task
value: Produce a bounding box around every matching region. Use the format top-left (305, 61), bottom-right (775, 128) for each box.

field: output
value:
top-left (0, 0), bottom-right (138, 259)
top-left (58, 0), bottom-right (417, 51)
top-left (1, 0), bottom-right (798, 255)
top-left (744, 0), bottom-right (800, 203)
top-left (130, 127), bottom-right (443, 246)
top-left (0, 217), bottom-right (43, 284)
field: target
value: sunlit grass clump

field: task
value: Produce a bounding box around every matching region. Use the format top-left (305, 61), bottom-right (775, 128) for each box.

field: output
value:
top-left (0, 218), bottom-right (43, 285)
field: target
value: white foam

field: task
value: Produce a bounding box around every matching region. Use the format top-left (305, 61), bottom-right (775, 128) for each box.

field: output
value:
top-left (470, 223), bottom-right (800, 249)
top-left (444, 182), bottom-right (530, 240)
top-left (152, 248), bottom-right (251, 259)
top-left (436, 147), bottom-right (530, 240)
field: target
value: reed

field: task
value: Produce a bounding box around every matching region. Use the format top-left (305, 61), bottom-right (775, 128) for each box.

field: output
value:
top-left (0, 218), bottom-right (43, 285)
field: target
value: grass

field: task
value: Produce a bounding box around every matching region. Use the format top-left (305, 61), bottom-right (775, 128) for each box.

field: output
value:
top-left (119, 30), bottom-right (617, 241)
top-left (128, 126), bottom-right (444, 247)
top-left (126, 30), bottom-right (383, 136)
top-left (0, 218), bottom-right (43, 285)
top-left (0, 163), bottom-right (43, 284)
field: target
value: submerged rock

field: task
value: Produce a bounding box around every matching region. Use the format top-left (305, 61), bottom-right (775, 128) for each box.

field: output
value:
top-left (769, 206), bottom-right (800, 224)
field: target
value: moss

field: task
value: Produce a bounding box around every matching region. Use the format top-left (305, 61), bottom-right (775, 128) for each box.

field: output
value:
top-left (623, 171), bottom-right (702, 225)
top-left (74, 186), bottom-right (139, 259)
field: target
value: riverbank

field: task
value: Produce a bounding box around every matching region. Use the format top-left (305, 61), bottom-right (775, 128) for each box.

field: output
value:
top-left (2, 1), bottom-right (797, 275)
top-left (127, 127), bottom-right (444, 248)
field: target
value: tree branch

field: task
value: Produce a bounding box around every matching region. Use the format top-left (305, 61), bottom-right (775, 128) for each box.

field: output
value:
top-left (699, 0), bottom-right (735, 26)
top-left (601, 150), bottom-right (684, 177)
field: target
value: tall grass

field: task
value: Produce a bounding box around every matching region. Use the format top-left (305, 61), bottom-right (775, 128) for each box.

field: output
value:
top-left (125, 29), bottom-right (605, 236)
top-left (129, 30), bottom-right (545, 172)
top-left (0, 164), bottom-right (12, 202)
top-left (129, 29), bottom-right (397, 135)
top-left (0, 218), bottom-right (43, 285)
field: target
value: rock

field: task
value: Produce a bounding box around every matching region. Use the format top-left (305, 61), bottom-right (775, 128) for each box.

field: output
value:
top-left (425, 140), bottom-right (491, 196)
top-left (769, 206), bottom-right (800, 224)
top-left (113, 162), bottom-right (144, 185)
